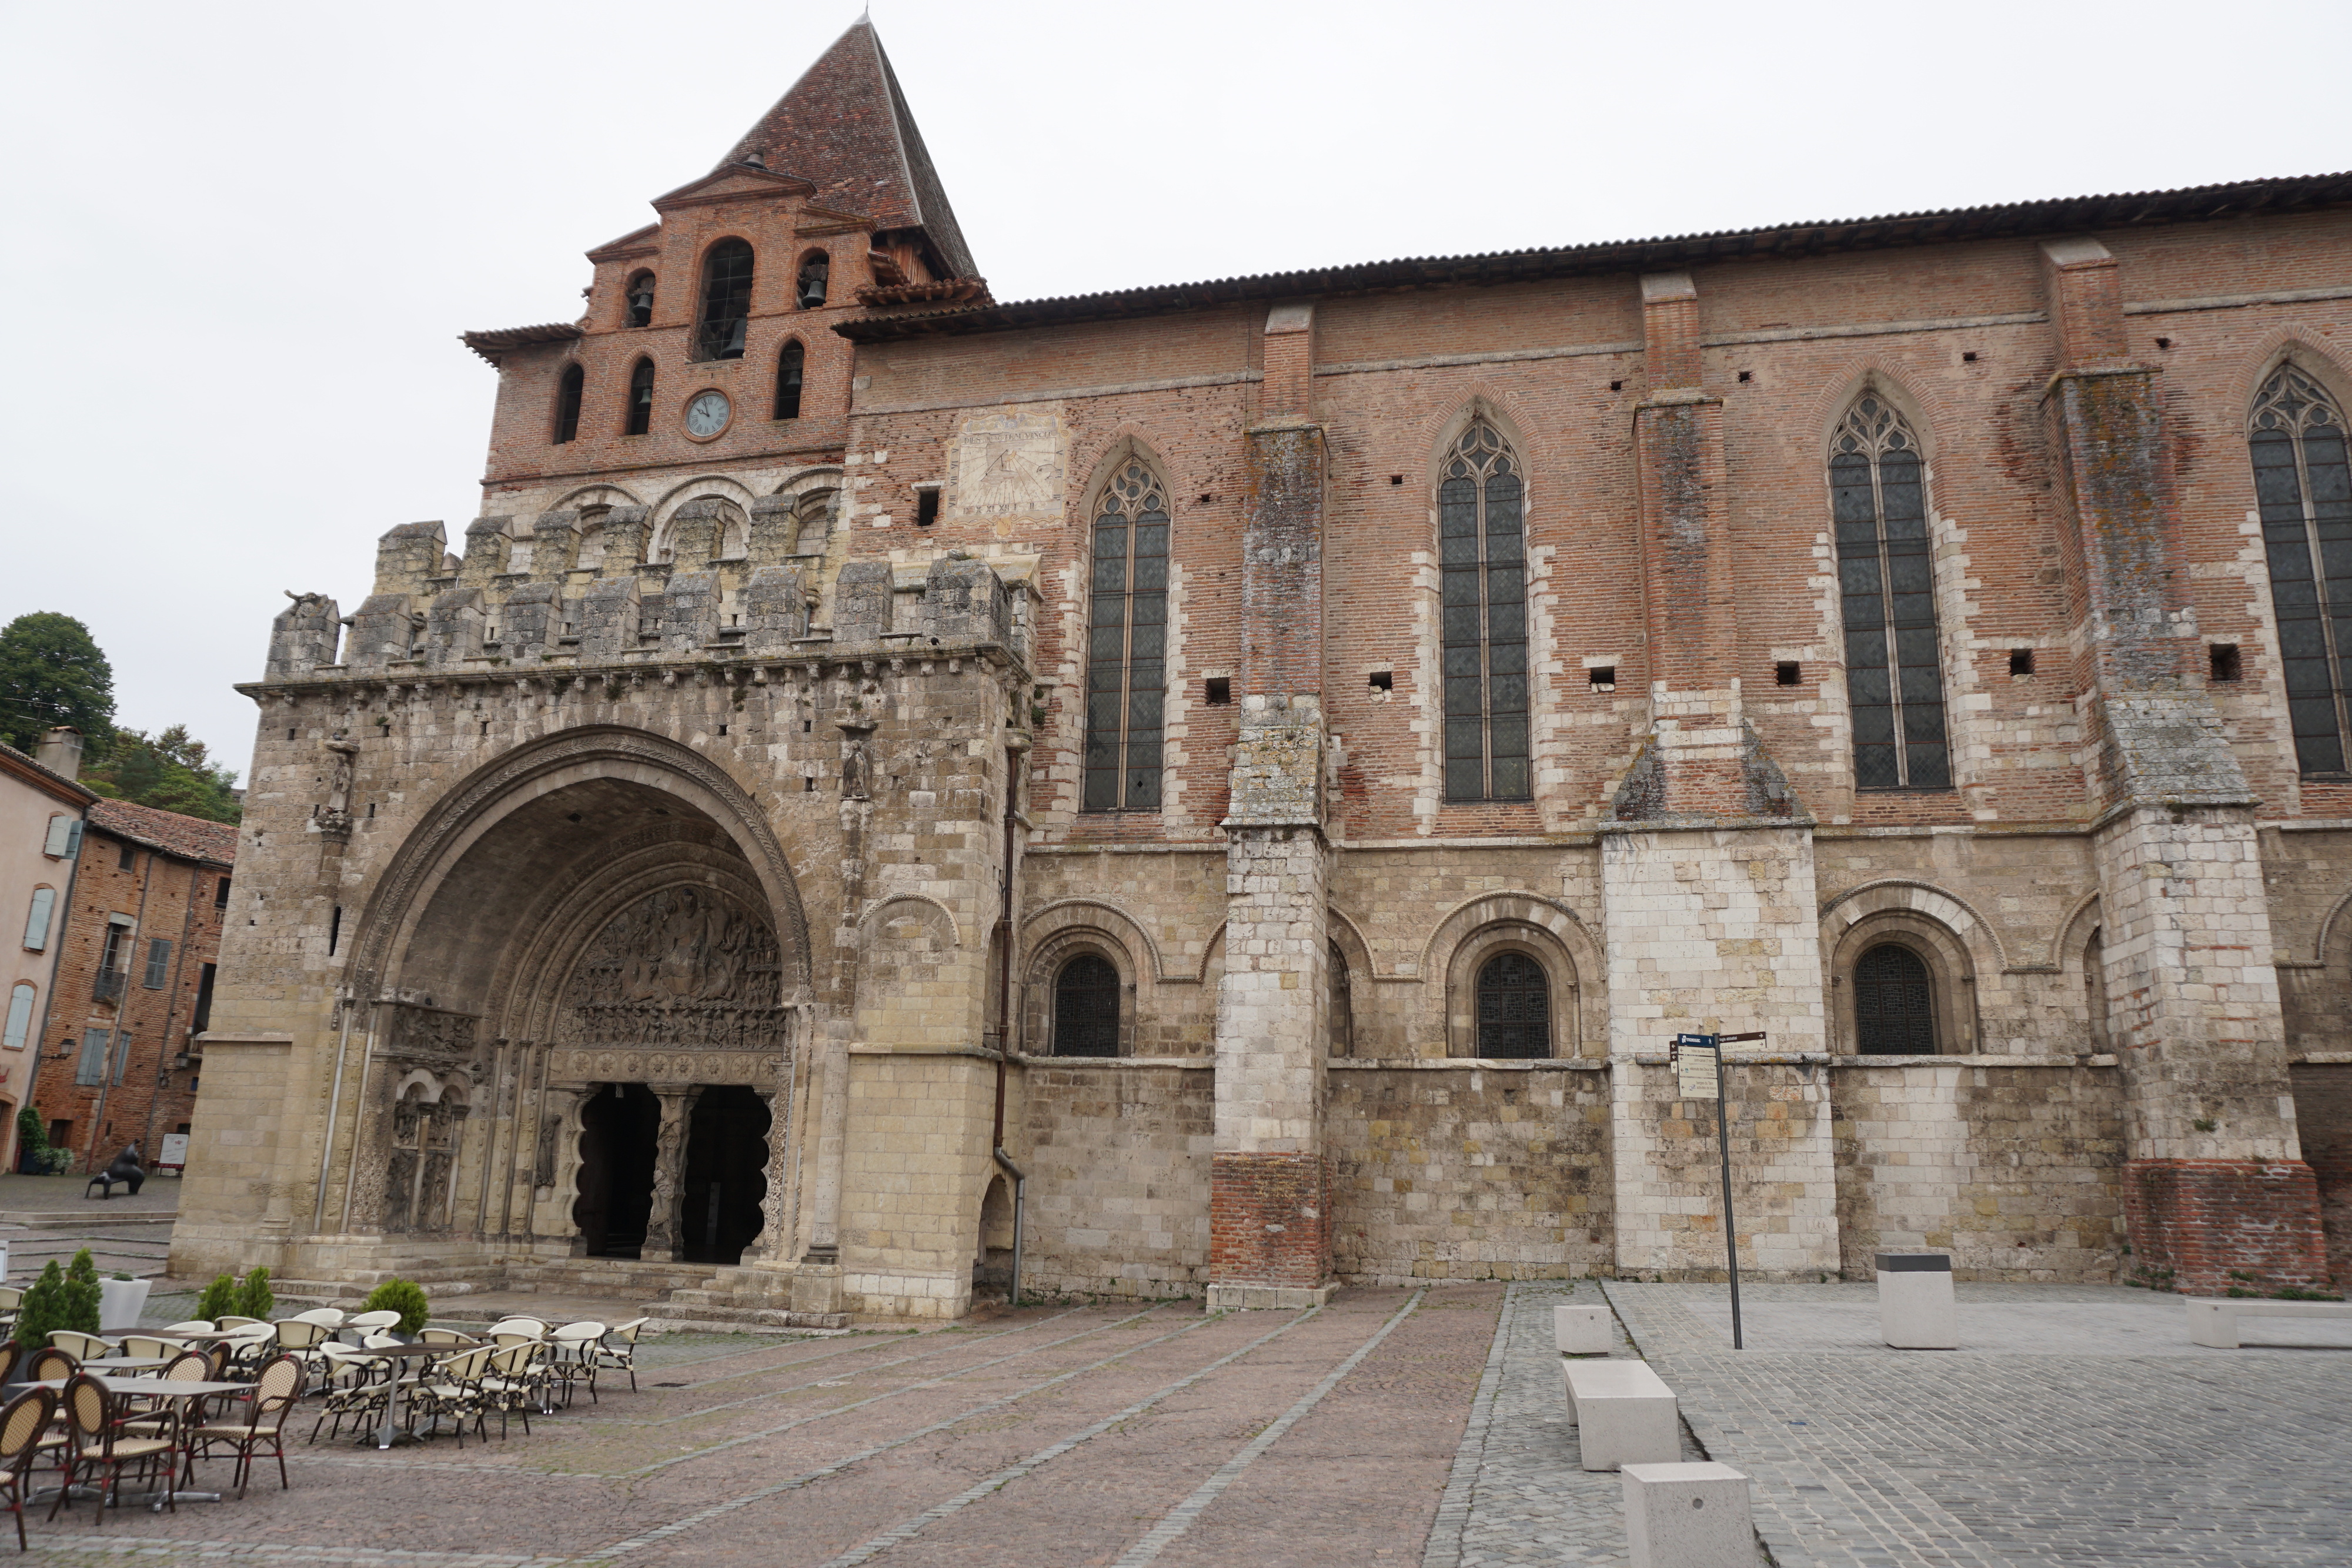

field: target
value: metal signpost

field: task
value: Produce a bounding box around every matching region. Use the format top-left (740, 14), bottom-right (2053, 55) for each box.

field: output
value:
top-left (1671, 1030), bottom-right (1767, 1350)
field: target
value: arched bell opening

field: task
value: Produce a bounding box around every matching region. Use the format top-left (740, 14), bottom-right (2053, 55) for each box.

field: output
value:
top-left (680, 1086), bottom-right (771, 1265)
top-left (574, 1083), bottom-right (660, 1258)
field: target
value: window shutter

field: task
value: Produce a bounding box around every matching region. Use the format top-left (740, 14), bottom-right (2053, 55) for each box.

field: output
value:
top-left (143, 938), bottom-right (172, 989)
top-left (76, 1029), bottom-right (109, 1087)
top-left (2, 985), bottom-right (32, 1051)
top-left (22, 888), bottom-right (55, 952)
top-left (44, 815), bottom-right (76, 857)
top-left (112, 1034), bottom-right (132, 1085)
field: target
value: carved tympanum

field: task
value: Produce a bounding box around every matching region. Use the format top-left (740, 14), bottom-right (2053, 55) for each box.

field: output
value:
top-left (562, 886), bottom-right (789, 1049)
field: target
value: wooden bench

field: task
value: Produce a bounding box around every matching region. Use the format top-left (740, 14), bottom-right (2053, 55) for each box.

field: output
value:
top-left (2184, 1296), bottom-right (2352, 1348)
top-left (1562, 1358), bottom-right (1679, 1470)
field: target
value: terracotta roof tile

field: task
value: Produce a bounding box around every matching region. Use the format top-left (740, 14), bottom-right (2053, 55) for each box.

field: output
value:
top-left (88, 799), bottom-right (238, 867)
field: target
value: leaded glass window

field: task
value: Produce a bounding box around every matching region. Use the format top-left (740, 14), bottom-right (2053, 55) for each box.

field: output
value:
top-left (1832, 396), bottom-right (1949, 790)
top-left (1083, 462), bottom-right (1169, 811)
top-left (1054, 954), bottom-right (1121, 1057)
top-left (2250, 366), bottom-right (2352, 775)
top-left (1441, 422), bottom-right (1530, 801)
top-left (1853, 943), bottom-right (1934, 1055)
top-left (1476, 951), bottom-right (1549, 1059)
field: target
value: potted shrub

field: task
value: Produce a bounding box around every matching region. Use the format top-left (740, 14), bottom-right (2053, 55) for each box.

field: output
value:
top-left (360, 1278), bottom-right (430, 1340)
top-left (98, 1271), bottom-right (151, 1333)
top-left (194, 1272), bottom-right (237, 1323)
top-left (232, 1266), bottom-right (274, 1320)
top-left (14, 1262), bottom-right (65, 1352)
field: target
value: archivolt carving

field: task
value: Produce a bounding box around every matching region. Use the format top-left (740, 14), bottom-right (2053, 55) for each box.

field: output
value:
top-left (856, 894), bottom-right (962, 949)
top-left (348, 726), bottom-right (810, 996)
top-left (562, 886), bottom-right (788, 1050)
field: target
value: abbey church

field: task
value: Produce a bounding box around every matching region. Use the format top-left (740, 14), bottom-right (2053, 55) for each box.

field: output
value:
top-left (173, 19), bottom-right (2352, 1319)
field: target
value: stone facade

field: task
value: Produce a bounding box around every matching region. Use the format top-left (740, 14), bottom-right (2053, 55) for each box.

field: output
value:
top-left (171, 21), bottom-right (2352, 1314)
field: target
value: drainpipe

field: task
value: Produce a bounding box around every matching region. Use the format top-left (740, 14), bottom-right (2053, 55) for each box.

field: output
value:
top-left (992, 1146), bottom-right (1025, 1307)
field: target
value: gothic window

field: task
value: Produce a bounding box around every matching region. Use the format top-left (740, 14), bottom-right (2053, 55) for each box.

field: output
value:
top-left (696, 239), bottom-right (754, 360)
top-left (625, 359), bottom-right (655, 436)
top-left (553, 363), bottom-right (584, 444)
top-left (1832, 396), bottom-right (1950, 790)
top-left (2250, 365), bottom-right (2352, 775)
top-left (1441, 421), bottom-right (1530, 801)
top-left (1853, 942), bottom-right (1935, 1054)
top-left (1476, 951), bottom-right (1549, 1058)
top-left (1084, 462), bottom-right (1170, 812)
top-left (1053, 954), bottom-right (1121, 1057)
top-left (775, 340), bottom-right (805, 420)
top-left (796, 252), bottom-right (830, 309)
top-left (625, 270), bottom-right (655, 328)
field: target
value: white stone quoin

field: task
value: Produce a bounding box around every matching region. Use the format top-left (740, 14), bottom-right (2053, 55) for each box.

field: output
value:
top-left (1565, 1359), bottom-right (1680, 1470)
top-left (1555, 1303), bottom-right (1612, 1355)
top-left (1877, 1251), bottom-right (1957, 1348)
top-left (1621, 1462), bottom-right (1756, 1568)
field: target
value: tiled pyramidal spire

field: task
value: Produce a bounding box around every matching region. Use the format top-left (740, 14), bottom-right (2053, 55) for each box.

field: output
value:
top-left (721, 19), bottom-right (978, 281)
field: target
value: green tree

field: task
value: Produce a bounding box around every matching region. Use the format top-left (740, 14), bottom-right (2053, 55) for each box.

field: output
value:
top-left (60, 1249), bottom-right (101, 1336)
top-left (195, 1273), bottom-right (238, 1323)
top-left (83, 724), bottom-right (241, 824)
top-left (0, 612), bottom-right (115, 754)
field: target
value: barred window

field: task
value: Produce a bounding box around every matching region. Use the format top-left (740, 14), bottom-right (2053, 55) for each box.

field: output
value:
top-left (2250, 366), bottom-right (2352, 775)
top-left (1441, 422), bottom-right (1530, 801)
top-left (1853, 943), bottom-right (1935, 1054)
top-left (1053, 954), bottom-right (1121, 1057)
top-left (1475, 951), bottom-right (1549, 1059)
top-left (695, 239), bottom-right (754, 360)
top-left (1832, 396), bottom-right (1949, 790)
top-left (1083, 462), bottom-right (1169, 811)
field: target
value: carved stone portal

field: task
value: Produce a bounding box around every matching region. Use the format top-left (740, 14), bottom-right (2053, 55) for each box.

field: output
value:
top-left (562, 885), bottom-right (788, 1051)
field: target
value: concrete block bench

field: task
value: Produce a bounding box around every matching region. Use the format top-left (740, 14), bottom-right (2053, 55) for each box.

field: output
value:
top-left (1555, 1303), bottom-right (1612, 1355)
top-left (1622, 1462), bottom-right (1755, 1568)
top-left (2185, 1295), bottom-right (2352, 1348)
top-left (1563, 1358), bottom-right (1679, 1470)
top-left (1877, 1252), bottom-right (1956, 1349)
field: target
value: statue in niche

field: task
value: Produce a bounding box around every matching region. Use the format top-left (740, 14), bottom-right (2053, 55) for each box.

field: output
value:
top-left (562, 887), bottom-right (787, 1049)
top-left (839, 717), bottom-right (876, 801)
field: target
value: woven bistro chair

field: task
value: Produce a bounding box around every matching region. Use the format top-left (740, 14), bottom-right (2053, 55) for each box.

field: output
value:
top-left (51, 1373), bottom-right (175, 1525)
top-left (0, 1289), bottom-right (20, 1341)
top-left (217, 1323), bottom-right (276, 1377)
top-left (0, 1345), bottom-right (21, 1391)
top-left (215, 1317), bottom-right (263, 1330)
top-left (408, 1346), bottom-right (493, 1448)
top-left (286, 1308), bottom-right (345, 1330)
top-left (47, 1332), bottom-right (111, 1363)
top-left (21, 1348), bottom-right (76, 1385)
top-left (0, 1389), bottom-right (57, 1552)
top-left (339, 1310), bottom-right (400, 1344)
top-left (159, 1320), bottom-right (213, 1336)
top-left (270, 1319), bottom-right (336, 1385)
top-left (307, 1342), bottom-right (397, 1445)
top-left (123, 1352), bottom-right (222, 1444)
top-left (118, 1335), bottom-right (190, 1362)
top-left (594, 1318), bottom-right (649, 1393)
top-left (417, 1327), bottom-right (472, 1349)
top-left (183, 1353), bottom-right (303, 1499)
top-left (477, 1342), bottom-right (547, 1439)
top-left (487, 1317), bottom-right (548, 1339)
top-left (547, 1323), bottom-right (606, 1407)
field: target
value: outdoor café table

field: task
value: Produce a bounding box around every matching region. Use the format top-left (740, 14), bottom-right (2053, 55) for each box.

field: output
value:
top-left (80, 1356), bottom-right (172, 1372)
top-left (338, 1340), bottom-right (477, 1449)
top-left (29, 1376), bottom-right (252, 1509)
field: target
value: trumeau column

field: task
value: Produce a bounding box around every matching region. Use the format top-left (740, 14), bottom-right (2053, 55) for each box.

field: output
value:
top-left (1602, 270), bottom-right (1838, 1282)
top-left (2040, 237), bottom-right (2332, 1293)
top-left (1208, 302), bottom-right (1337, 1310)
top-left (644, 1088), bottom-right (692, 1262)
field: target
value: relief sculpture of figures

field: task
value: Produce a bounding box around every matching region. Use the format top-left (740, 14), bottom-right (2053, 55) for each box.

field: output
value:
top-left (564, 887), bottom-right (787, 1049)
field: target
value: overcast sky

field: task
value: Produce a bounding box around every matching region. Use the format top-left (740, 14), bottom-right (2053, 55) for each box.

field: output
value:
top-left (6, 0), bottom-right (2349, 777)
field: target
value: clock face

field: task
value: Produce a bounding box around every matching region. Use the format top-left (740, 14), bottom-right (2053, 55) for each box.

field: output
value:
top-left (685, 391), bottom-right (731, 438)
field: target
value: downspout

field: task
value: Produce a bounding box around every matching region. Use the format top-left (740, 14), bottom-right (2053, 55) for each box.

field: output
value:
top-left (991, 736), bottom-right (1027, 1305)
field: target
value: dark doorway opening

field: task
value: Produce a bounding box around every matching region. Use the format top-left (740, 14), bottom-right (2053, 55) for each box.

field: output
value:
top-left (680, 1086), bottom-right (771, 1265)
top-left (574, 1083), bottom-right (660, 1258)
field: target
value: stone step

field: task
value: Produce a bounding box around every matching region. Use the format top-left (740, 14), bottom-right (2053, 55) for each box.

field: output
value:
top-left (0, 1211), bottom-right (179, 1230)
top-left (643, 1303), bottom-right (850, 1333)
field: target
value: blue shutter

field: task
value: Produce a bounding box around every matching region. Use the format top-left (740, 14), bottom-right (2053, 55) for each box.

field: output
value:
top-left (22, 888), bottom-right (55, 952)
top-left (76, 1030), bottom-right (109, 1087)
top-left (2, 985), bottom-right (32, 1051)
top-left (143, 938), bottom-right (172, 989)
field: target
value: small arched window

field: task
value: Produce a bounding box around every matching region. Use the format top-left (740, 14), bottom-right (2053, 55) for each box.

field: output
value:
top-left (625, 270), bottom-right (656, 328)
top-left (1440, 420), bottom-right (1530, 802)
top-left (1053, 954), bottom-right (1121, 1057)
top-left (1329, 941), bottom-right (1354, 1058)
top-left (776, 340), bottom-right (805, 420)
top-left (553, 364), bottom-right (584, 445)
top-left (624, 359), bottom-right (656, 436)
top-left (796, 252), bottom-right (830, 309)
top-left (1853, 942), bottom-right (1935, 1055)
top-left (2, 983), bottom-right (33, 1051)
top-left (2250, 365), bottom-right (2352, 775)
top-left (1476, 952), bottom-right (1549, 1059)
top-left (1832, 394), bottom-right (1949, 790)
top-left (1083, 462), bottom-right (1170, 812)
top-left (696, 240), bottom-right (754, 360)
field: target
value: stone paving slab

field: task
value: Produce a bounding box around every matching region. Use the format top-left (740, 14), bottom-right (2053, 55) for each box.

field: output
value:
top-left (1607, 1280), bottom-right (2352, 1568)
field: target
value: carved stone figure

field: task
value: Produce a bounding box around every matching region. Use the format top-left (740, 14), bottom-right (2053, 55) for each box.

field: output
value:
top-left (561, 887), bottom-right (789, 1049)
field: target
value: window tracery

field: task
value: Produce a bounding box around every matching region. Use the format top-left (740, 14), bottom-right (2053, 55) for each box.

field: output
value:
top-left (1831, 395), bottom-right (1949, 790)
top-left (2250, 365), bottom-right (2352, 775)
top-left (1440, 420), bottom-right (1530, 801)
top-left (1083, 461), bottom-right (1169, 812)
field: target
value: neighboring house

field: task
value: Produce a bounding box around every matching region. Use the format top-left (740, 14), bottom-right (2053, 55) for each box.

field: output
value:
top-left (29, 792), bottom-right (235, 1174)
top-left (0, 730), bottom-right (97, 1172)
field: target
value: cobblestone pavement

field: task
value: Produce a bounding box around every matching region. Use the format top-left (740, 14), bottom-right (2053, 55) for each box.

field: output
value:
top-left (1607, 1279), bottom-right (2352, 1568)
top-left (4, 1286), bottom-right (1506, 1566)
